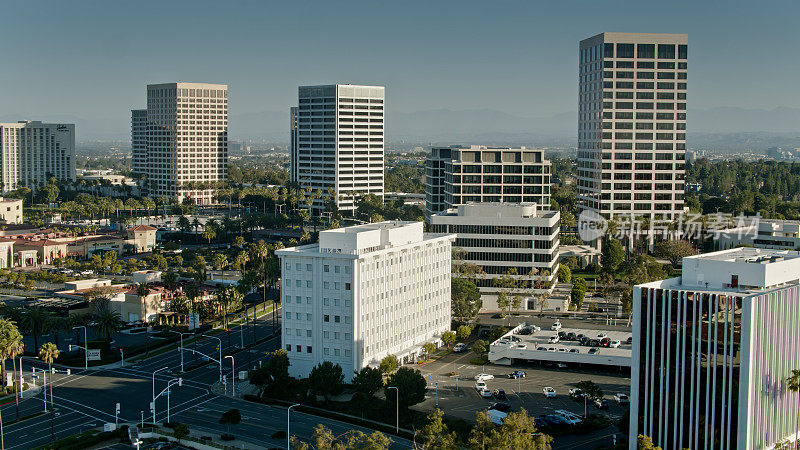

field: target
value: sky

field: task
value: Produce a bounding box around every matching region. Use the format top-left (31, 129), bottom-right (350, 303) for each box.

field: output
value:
top-left (1, 0), bottom-right (799, 140)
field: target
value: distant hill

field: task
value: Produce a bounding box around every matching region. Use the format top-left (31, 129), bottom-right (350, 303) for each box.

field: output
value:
top-left (3, 106), bottom-right (799, 152)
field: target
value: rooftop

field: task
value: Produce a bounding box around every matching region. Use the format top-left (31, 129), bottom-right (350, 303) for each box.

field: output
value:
top-left (434, 202), bottom-right (559, 219)
top-left (685, 247), bottom-right (800, 263)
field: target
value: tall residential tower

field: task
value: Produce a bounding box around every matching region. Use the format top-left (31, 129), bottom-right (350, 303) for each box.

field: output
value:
top-left (577, 33), bottom-right (687, 222)
top-left (133, 82), bottom-right (228, 204)
top-left (292, 84), bottom-right (385, 214)
top-left (0, 121), bottom-right (76, 192)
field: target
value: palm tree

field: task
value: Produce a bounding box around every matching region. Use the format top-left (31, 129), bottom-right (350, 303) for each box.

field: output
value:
top-left (0, 318), bottom-right (23, 391)
top-left (38, 342), bottom-right (59, 410)
top-left (94, 308), bottom-right (124, 342)
top-left (788, 368), bottom-right (800, 450)
top-left (212, 253), bottom-right (228, 282)
top-left (21, 307), bottom-right (49, 352)
top-left (202, 224), bottom-right (217, 245)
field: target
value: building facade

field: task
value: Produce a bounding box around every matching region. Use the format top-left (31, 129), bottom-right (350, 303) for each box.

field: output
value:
top-left (131, 109), bottom-right (147, 177)
top-left (276, 221), bottom-right (454, 380)
top-left (134, 82), bottom-right (228, 204)
top-left (292, 84), bottom-right (385, 213)
top-left (0, 197), bottom-right (23, 224)
top-left (425, 146), bottom-right (551, 218)
top-left (714, 218), bottom-right (800, 251)
top-left (289, 106), bottom-right (299, 184)
top-left (577, 33), bottom-right (687, 222)
top-left (0, 121), bottom-right (76, 192)
top-left (429, 203), bottom-right (560, 311)
top-left (631, 248), bottom-right (800, 449)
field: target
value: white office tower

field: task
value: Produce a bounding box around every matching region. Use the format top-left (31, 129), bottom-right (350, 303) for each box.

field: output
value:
top-left (631, 247), bottom-right (800, 449)
top-left (425, 146), bottom-right (551, 218)
top-left (131, 109), bottom-right (147, 177)
top-left (577, 33), bottom-right (687, 223)
top-left (276, 221), bottom-right (455, 380)
top-left (429, 203), bottom-right (560, 311)
top-left (292, 84), bottom-right (385, 214)
top-left (0, 121), bottom-right (76, 192)
top-left (138, 82), bottom-right (228, 204)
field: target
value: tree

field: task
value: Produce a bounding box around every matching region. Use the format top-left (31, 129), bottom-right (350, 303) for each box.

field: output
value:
top-left (570, 278), bottom-right (587, 311)
top-left (308, 361), bottom-right (345, 401)
top-left (637, 435), bottom-right (662, 450)
top-left (38, 342), bottom-right (59, 410)
top-left (441, 331), bottom-right (456, 348)
top-left (202, 224), bottom-right (217, 244)
top-left (575, 380), bottom-right (603, 401)
top-left (423, 342), bottom-right (436, 357)
top-left (305, 425), bottom-right (392, 450)
top-left (420, 409), bottom-right (457, 450)
top-left (94, 308), bottom-right (124, 342)
top-left (457, 324), bottom-right (473, 341)
top-left (218, 408), bottom-right (241, 437)
top-left (173, 423), bottom-right (190, 441)
top-left (468, 409), bottom-right (551, 449)
top-left (386, 367), bottom-right (427, 410)
top-left (653, 239), bottom-right (696, 266)
top-left (352, 366), bottom-right (383, 397)
top-left (0, 318), bottom-right (23, 388)
top-left (788, 369), bottom-right (800, 450)
top-left (471, 339), bottom-right (487, 356)
top-left (251, 349), bottom-right (290, 397)
top-left (21, 307), bottom-right (49, 352)
top-left (379, 354), bottom-right (399, 374)
top-left (494, 268), bottom-right (521, 323)
top-left (602, 238), bottom-right (625, 273)
top-left (557, 265), bottom-right (572, 283)
top-left (451, 278), bottom-right (482, 321)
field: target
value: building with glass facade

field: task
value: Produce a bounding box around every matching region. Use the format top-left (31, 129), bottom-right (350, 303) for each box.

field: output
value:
top-left (631, 247), bottom-right (800, 449)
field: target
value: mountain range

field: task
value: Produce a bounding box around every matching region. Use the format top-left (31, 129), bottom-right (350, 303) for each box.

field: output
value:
top-left (2, 106), bottom-right (799, 151)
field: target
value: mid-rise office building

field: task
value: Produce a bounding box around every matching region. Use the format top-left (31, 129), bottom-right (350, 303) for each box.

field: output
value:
top-left (291, 84), bottom-right (385, 213)
top-left (131, 109), bottom-right (147, 177)
top-left (289, 106), bottom-right (299, 184)
top-left (631, 247), bottom-right (800, 449)
top-left (425, 146), bottom-right (551, 218)
top-left (429, 203), bottom-right (560, 311)
top-left (133, 82), bottom-right (228, 204)
top-left (276, 221), bottom-right (454, 380)
top-left (714, 218), bottom-right (800, 251)
top-left (0, 121), bottom-right (76, 192)
top-left (577, 33), bottom-right (687, 222)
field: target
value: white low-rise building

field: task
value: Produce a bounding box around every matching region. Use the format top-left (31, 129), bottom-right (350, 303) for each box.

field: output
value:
top-left (631, 247), bottom-right (800, 449)
top-left (714, 218), bottom-right (800, 251)
top-left (429, 203), bottom-right (559, 311)
top-left (276, 221), bottom-right (455, 381)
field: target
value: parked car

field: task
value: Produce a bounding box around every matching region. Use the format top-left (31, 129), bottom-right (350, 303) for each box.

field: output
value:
top-left (475, 381), bottom-right (487, 392)
top-left (554, 409), bottom-right (583, 425)
top-left (480, 388), bottom-right (494, 398)
top-left (569, 348), bottom-right (580, 353)
top-left (508, 370), bottom-right (527, 379)
top-left (626, 336), bottom-right (633, 345)
top-left (551, 321), bottom-right (562, 331)
top-left (588, 347), bottom-right (600, 354)
top-left (614, 393), bottom-right (630, 404)
top-left (534, 416), bottom-right (549, 428)
top-left (557, 331), bottom-right (566, 338)
top-left (475, 373), bottom-right (495, 381)
top-left (542, 414), bottom-right (568, 426)
top-left (515, 344), bottom-right (527, 349)
top-left (548, 336), bottom-right (560, 344)
top-left (568, 388), bottom-right (585, 398)
top-left (576, 333), bottom-right (586, 340)
top-left (600, 337), bottom-right (611, 347)
top-left (597, 333), bottom-right (608, 339)
top-left (488, 402), bottom-right (511, 413)
top-left (557, 348), bottom-right (568, 352)
top-left (546, 347), bottom-right (557, 352)
top-left (493, 389), bottom-right (507, 400)
top-left (595, 398), bottom-right (610, 409)
top-left (542, 387), bottom-right (557, 398)
top-left (589, 339), bottom-right (601, 347)
top-left (453, 343), bottom-right (467, 352)
top-left (609, 340), bottom-right (621, 348)
top-left (487, 408), bottom-right (507, 425)
top-left (566, 332), bottom-right (577, 340)
top-left (530, 325), bottom-right (541, 332)
top-left (580, 337), bottom-right (590, 346)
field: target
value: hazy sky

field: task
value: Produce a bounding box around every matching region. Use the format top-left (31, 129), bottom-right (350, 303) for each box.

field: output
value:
top-left (1, 0), bottom-right (799, 138)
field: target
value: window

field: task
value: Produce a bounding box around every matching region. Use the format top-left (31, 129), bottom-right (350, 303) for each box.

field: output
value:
top-left (658, 44), bottom-right (675, 59)
top-left (306, 281), bottom-right (312, 288)
top-left (334, 349), bottom-right (340, 356)
top-left (604, 43), bottom-right (614, 57)
top-left (307, 346), bottom-right (312, 353)
top-left (324, 348), bottom-right (330, 355)
top-left (296, 345), bottom-right (301, 352)
top-left (334, 332), bottom-right (340, 339)
top-left (637, 43), bottom-right (655, 58)
top-left (295, 263), bottom-right (301, 270)
top-left (616, 43), bottom-right (634, 58)
top-left (334, 315), bottom-right (341, 323)
top-left (306, 264), bottom-right (312, 271)
top-left (344, 267), bottom-right (351, 274)
top-left (286, 344), bottom-right (291, 351)
top-left (678, 44), bottom-right (688, 59)
top-left (295, 280), bottom-right (300, 287)
top-left (324, 315), bottom-right (330, 322)
top-left (323, 297), bottom-right (330, 305)
top-left (334, 266), bottom-right (340, 273)
top-left (345, 283), bottom-right (351, 290)
top-left (324, 265), bottom-right (330, 272)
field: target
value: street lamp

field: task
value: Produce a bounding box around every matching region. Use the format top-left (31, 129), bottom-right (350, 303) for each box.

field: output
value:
top-left (201, 334), bottom-right (223, 382)
top-left (286, 403), bottom-right (301, 450)
top-left (151, 366), bottom-right (169, 423)
top-left (72, 326), bottom-right (88, 369)
top-left (386, 386), bottom-right (399, 433)
top-left (225, 355), bottom-right (235, 397)
top-left (166, 330), bottom-right (189, 372)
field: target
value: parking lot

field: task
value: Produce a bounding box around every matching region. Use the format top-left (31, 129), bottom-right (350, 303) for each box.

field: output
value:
top-left (409, 349), bottom-right (630, 424)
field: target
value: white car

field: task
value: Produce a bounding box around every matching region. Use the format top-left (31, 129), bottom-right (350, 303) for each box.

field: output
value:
top-left (614, 393), bottom-right (630, 404)
top-left (515, 344), bottom-right (527, 349)
top-left (551, 321), bottom-right (562, 331)
top-left (609, 340), bottom-right (621, 348)
top-left (475, 373), bottom-right (494, 381)
top-left (548, 336), bottom-right (560, 344)
top-left (529, 325), bottom-right (541, 332)
top-left (475, 381), bottom-right (487, 391)
top-left (453, 343), bottom-right (467, 352)
top-left (554, 409), bottom-right (583, 425)
top-left (543, 386), bottom-right (557, 398)
top-left (480, 388), bottom-right (494, 398)
top-left (597, 333), bottom-right (608, 339)
top-left (568, 388), bottom-right (585, 398)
